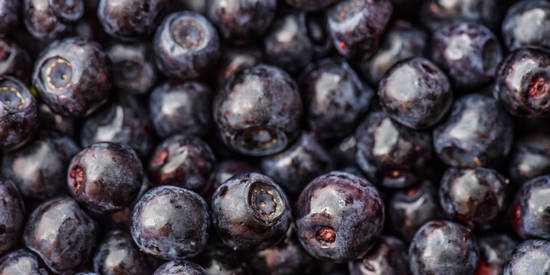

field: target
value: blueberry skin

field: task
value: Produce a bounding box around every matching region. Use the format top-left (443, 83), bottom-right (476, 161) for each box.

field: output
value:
top-left (67, 142), bottom-right (144, 214)
top-left (0, 38), bottom-right (32, 81)
top-left (2, 132), bottom-right (79, 200)
top-left (512, 175), bottom-right (550, 240)
top-left (38, 102), bottom-right (75, 136)
top-left (433, 94), bottom-right (514, 168)
top-left (214, 64), bottom-right (303, 156)
top-left (503, 239), bottom-right (550, 275)
top-left (23, 197), bottom-right (97, 274)
top-left (93, 230), bottom-right (153, 275)
top-left (216, 47), bottom-right (262, 88)
top-left (207, 0), bottom-right (277, 43)
top-left (149, 80), bottom-right (213, 139)
top-left (408, 220), bottom-right (479, 275)
top-left (419, 0), bottom-right (501, 31)
top-left (32, 37), bottom-right (112, 117)
top-left (0, 75), bottom-right (38, 151)
top-left (508, 127), bottom-right (550, 183)
top-left (0, 249), bottom-right (48, 274)
top-left (247, 232), bottom-right (315, 275)
top-left (327, 0), bottom-right (393, 59)
top-left (387, 180), bottom-right (441, 242)
top-left (131, 185), bottom-right (210, 260)
top-left (148, 135), bottom-right (216, 195)
top-left (493, 47), bottom-right (550, 117)
top-left (358, 20), bottom-right (427, 85)
top-left (261, 133), bottom-right (332, 196)
top-left (439, 167), bottom-right (509, 229)
top-left (98, 0), bottom-right (167, 41)
top-left (378, 57), bottom-right (452, 129)
top-left (106, 42), bottom-right (158, 95)
top-left (211, 173), bottom-right (292, 251)
top-left (355, 111), bottom-right (433, 188)
top-left (299, 58), bottom-right (373, 140)
top-left (23, 0), bottom-right (85, 41)
top-left (0, 0), bottom-right (19, 37)
top-left (0, 177), bottom-right (25, 255)
top-left (153, 260), bottom-right (207, 275)
top-left (295, 172), bottom-right (384, 262)
top-left (430, 21), bottom-right (502, 89)
top-left (477, 234), bottom-right (518, 275)
top-left (80, 96), bottom-right (154, 158)
top-left (263, 13), bottom-right (313, 73)
top-left (502, 0), bottom-right (550, 51)
top-left (285, 0), bottom-right (338, 11)
top-left (154, 11), bottom-right (220, 80)
top-left (348, 236), bottom-right (409, 275)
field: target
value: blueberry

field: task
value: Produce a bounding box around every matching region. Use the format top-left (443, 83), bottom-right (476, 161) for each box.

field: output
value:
top-left (508, 127), bottom-right (550, 183)
top-left (247, 230), bottom-right (315, 275)
top-left (0, 177), bottom-right (25, 255)
top-left (408, 220), bottom-right (479, 275)
top-left (213, 64), bottom-right (303, 156)
top-left (93, 230), bottom-right (153, 275)
top-left (439, 167), bottom-right (509, 229)
top-left (260, 133), bottom-right (332, 197)
top-left (348, 236), bottom-right (409, 275)
top-left (211, 173), bottom-right (292, 251)
top-left (493, 47), bottom-right (550, 117)
top-left (502, 0), bottom-right (550, 51)
top-left (0, 75), bottom-right (38, 151)
top-left (32, 37), bottom-right (112, 117)
top-left (378, 57), bottom-right (452, 129)
top-left (23, 0), bottom-right (85, 40)
top-left (23, 197), bottom-right (97, 274)
top-left (299, 58), bottom-right (373, 140)
top-left (295, 172), bottom-right (384, 262)
top-left (149, 80), bottom-right (213, 139)
top-left (80, 95), bottom-right (154, 158)
top-left (263, 13), bottom-right (313, 73)
top-left (477, 234), bottom-right (518, 275)
top-left (131, 185), bottom-right (210, 260)
top-left (98, 0), bottom-right (167, 41)
top-left (0, 0), bottom-right (19, 37)
top-left (67, 142), bottom-right (144, 214)
top-left (106, 42), bottom-right (158, 95)
top-left (207, 0), bottom-right (277, 43)
top-left (433, 93), bottom-right (514, 168)
top-left (2, 132), bottom-right (79, 200)
top-left (355, 110), bottom-right (433, 188)
top-left (327, 0), bottom-right (393, 59)
top-left (419, 0), bottom-right (502, 31)
top-left (148, 135), bottom-right (216, 195)
top-left (511, 175), bottom-right (550, 240)
top-left (0, 249), bottom-right (48, 275)
top-left (387, 180), bottom-right (441, 242)
top-left (207, 159), bottom-right (257, 200)
top-left (430, 21), bottom-right (502, 89)
top-left (216, 47), bottom-right (262, 88)
top-left (0, 38), bottom-right (32, 81)
top-left (153, 260), bottom-right (208, 275)
top-left (504, 239), bottom-right (550, 275)
top-left (154, 11), bottom-right (220, 80)
top-left (358, 20), bottom-right (428, 85)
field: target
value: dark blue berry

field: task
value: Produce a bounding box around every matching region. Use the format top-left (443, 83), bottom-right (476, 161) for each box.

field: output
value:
top-left (502, 0), bottom-right (550, 51)
top-left (511, 175), bottom-right (550, 240)
top-left (0, 177), bottom-right (25, 255)
top-left (348, 236), bottom-right (409, 275)
top-left (106, 42), bottom-right (158, 95)
top-left (504, 239), bottom-right (550, 275)
top-left (93, 230), bottom-right (153, 275)
top-left (23, 0), bottom-right (85, 41)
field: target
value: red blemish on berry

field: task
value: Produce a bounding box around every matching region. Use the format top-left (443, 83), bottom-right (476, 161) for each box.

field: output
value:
top-left (153, 148), bottom-right (168, 166)
top-left (339, 42), bottom-right (346, 50)
top-left (69, 166), bottom-right (85, 193)
top-left (405, 187), bottom-right (419, 197)
top-left (475, 258), bottom-right (492, 275)
top-left (316, 227), bottom-right (336, 244)
top-left (529, 76), bottom-right (548, 98)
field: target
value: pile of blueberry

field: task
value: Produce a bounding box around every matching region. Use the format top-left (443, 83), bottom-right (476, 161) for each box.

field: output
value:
top-left (1, 0), bottom-right (550, 274)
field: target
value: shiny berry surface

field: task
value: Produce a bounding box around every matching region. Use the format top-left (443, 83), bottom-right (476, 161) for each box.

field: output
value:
top-left (512, 175), bottom-right (550, 240)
